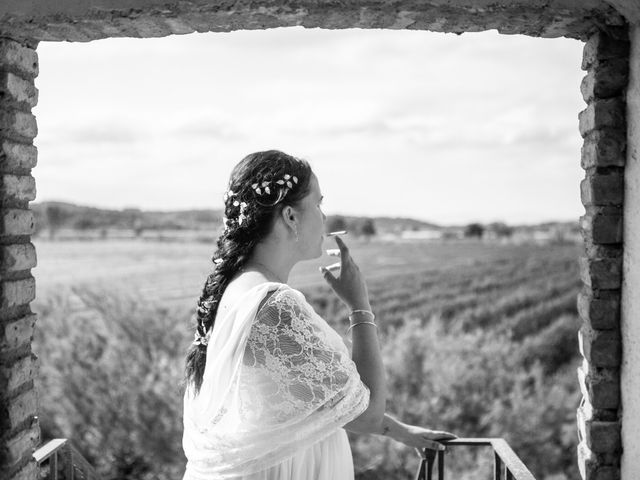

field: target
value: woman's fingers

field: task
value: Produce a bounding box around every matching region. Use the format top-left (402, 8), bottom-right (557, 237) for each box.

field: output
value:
top-left (429, 431), bottom-right (457, 441)
top-left (423, 440), bottom-right (446, 451)
top-left (334, 235), bottom-right (349, 257)
top-left (319, 265), bottom-right (337, 287)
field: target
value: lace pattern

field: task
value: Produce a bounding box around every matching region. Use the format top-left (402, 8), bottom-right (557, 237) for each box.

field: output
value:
top-left (239, 288), bottom-right (364, 425)
top-left (182, 284), bottom-right (370, 479)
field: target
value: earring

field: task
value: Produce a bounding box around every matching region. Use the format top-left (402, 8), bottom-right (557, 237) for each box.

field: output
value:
top-left (294, 227), bottom-right (299, 243)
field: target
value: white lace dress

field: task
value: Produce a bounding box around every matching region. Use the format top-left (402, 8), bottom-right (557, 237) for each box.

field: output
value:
top-left (182, 282), bottom-right (370, 480)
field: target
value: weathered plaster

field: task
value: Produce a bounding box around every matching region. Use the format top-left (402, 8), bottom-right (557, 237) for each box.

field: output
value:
top-left (603, 0), bottom-right (640, 25)
top-left (0, 0), bottom-right (628, 43)
top-left (621, 22), bottom-right (640, 480)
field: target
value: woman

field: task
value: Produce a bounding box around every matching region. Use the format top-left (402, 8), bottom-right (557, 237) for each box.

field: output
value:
top-left (182, 150), bottom-right (456, 480)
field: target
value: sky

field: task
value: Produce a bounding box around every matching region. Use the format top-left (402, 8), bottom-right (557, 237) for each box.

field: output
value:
top-left (33, 27), bottom-right (587, 226)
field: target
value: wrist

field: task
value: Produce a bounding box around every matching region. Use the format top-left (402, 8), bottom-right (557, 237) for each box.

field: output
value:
top-left (377, 413), bottom-right (408, 441)
top-left (348, 309), bottom-right (375, 329)
top-left (348, 302), bottom-right (372, 313)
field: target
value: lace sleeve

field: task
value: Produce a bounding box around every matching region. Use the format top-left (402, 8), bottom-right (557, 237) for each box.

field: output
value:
top-left (240, 287), bottom-right (370, 429)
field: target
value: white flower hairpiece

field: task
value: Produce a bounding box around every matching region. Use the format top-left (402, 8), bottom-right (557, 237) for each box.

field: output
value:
top-left (250, 174), bottom-right (298, 195)
top-left (193, 329), bottom-right (211, 346)
top-left (194, 296), bottom-right (216, 345)
top-left (222, 189), bottom-right (236, 202)
top-left (221, 173), bottom-right (298, 233)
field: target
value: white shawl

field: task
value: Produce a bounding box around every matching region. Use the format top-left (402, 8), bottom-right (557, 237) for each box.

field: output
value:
top-left (182, 281), bottom-right (370, 479)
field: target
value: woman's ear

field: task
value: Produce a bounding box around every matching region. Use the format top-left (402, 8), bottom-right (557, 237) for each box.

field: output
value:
top-left (281, 205), bottom-right (298, 231)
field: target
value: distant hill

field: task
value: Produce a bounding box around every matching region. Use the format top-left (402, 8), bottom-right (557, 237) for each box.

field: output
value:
top-left (30, 200), bottom-right (578, 240)
top-left (31, 201), bottom-right (442, 235)
top-left (340, 215), bottom-right (442, 233)
top-left (31, 201), bottom-right (225, 234)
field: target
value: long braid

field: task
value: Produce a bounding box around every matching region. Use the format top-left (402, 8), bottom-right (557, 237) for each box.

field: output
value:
top-left (184, 235), bottom-right (256, 396)
top-left (183, 150), bottom-right (313, 396)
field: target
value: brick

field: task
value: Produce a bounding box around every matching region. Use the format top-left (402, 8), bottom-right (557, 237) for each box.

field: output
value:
top-left (0, 314), bottom-right (36, 350)
top-left (0, 72), bottom-right (39, 109)
top-left (124, 16), bottom-right (172, 37)
top-left (176, 12), bottom-right (218, 32)
top-left (1, 175), bottom-right (36, 202)
top-left (578, 98), bottom-right (625, 137)
top-left (580, 171), bottom-right (623, 206)
top-left (0, 40), bottom-right (39, 78)
top-left (577, 288), bottom-right (620, 329)
top-left (0, 111), bottom-right (37, 140)
top-left (579, 323), bottom-right (621, 367)
top-left (577, 441), bottom-right (618, 480)
top-left (3, 422), bottom-right (40, 468)
top-left (579, 211), bottom-right (622, 244)
top-left (0, 209), bottom-right (35, 235)
top-left (0, 141), bottom-right (38, 172)
top-left (581, 130), bottom-right (626, 169)
top-left (0, 354), bottom-right (37, 392)
top-left (579, 255), bottom-right (621, 290)
top-left (582, 32), bottom-right (630, 71)
top-left (582, 234), bottom-right (622, 261)
top-left (0, 243), bottom-right (36, 272)
top-left (0, 277), bottom-right (36, 310)
top-left (0, 388), bottom-right (38, 431)
top-left (580, 58), bottom-right (629, 102)
top-left (577, 400), bottom-right (621, 453)
top-left (163, 17), bottom-right (197, 34)
top-left (578, 362), bottom-right (620, 409)
top-left (588, 421), bottom-right (621, 453)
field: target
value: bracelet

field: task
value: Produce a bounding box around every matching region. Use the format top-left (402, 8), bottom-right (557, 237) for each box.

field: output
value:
top-left (349, 309), bottom-right (375, 321)
top-left (346, 321), bottom-right (378, 335)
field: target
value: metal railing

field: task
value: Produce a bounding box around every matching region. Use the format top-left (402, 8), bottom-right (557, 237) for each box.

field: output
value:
top-left (33, 438), bottom-right (101, 480)
top-left (415, 438), bottom-right (536, 480)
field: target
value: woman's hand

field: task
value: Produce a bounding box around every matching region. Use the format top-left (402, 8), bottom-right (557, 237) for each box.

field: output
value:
top-left (320, 235), bottom-right (371, 310)
top-left (396, 423), bottom-right (458, 452)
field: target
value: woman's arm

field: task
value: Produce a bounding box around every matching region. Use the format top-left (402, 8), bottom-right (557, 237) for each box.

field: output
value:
top-left (344, 411), bottom-right (405, 437)
top-left (342, 302), bottom-right (387, 434)
top-left (376, 412), bottom-right (406, 439)
top-left (346, 412), bottom-right (457, 451)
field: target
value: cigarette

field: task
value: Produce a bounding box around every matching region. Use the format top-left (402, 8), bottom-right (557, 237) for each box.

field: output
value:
top-left (326, 248), bottom-right (340, 256)
top-left (327, 230), bottom-right (347, 236)
top-left (326, 262), bottom-right (341, 271)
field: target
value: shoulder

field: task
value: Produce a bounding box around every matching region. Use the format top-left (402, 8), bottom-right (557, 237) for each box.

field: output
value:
top-left (255, 284), bottom-right (313, 320)
top-left (257, 283), bottom-right (298, 309)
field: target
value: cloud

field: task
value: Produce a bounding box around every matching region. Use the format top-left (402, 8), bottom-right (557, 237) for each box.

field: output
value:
top-left (64, 124), bottom-right (139, 145)
top-left (32, 28), bottom-right (586, 223)
top-left (170, 116), bottom-right (245, 141)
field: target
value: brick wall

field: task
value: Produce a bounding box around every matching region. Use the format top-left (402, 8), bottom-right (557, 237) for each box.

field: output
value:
top-left (0, 37), bottom-right (40, 480)
top-left (577, 27), bottom-right (629, 480)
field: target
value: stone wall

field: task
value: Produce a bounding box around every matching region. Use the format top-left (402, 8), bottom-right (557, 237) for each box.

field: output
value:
top-left (577, 27), bottom-right (629, 480)
top-left (621, 23), bottom-right (640, 480)
top-left (0, 0), bottom-right (628, 43)
top-left (0, 38), bottom-right (40, 480)
top-left (0, 2), bottom-right (636, 480)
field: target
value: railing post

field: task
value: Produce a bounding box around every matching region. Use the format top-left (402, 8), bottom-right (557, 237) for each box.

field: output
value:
top-left (49, 452), bottom-right (57, 480)
top-left (413, 438), bottom-right (535, 480)
top-left (437, 449), bottom-right (445, 480)
top-left (494, 451), bottom-right (503, 480)
top-left (415, 457), bottom-right (426, 480)
top-left (64, 443), bottom-right (74, 479)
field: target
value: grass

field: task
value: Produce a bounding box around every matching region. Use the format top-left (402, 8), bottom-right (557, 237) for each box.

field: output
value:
top-left (31, 237), bottom-right (583, 480)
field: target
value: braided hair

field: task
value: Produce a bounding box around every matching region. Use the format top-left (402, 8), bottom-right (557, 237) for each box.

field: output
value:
top-left (183, 150), bottom-right (313, 395)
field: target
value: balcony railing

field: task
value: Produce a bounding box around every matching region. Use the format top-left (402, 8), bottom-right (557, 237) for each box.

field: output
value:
top-left (33, 436), bottom-right (532, 480)
top-left (415, 438), bottom-right (536, 480)
top-left (33, 438), bottom-right (101, 480)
